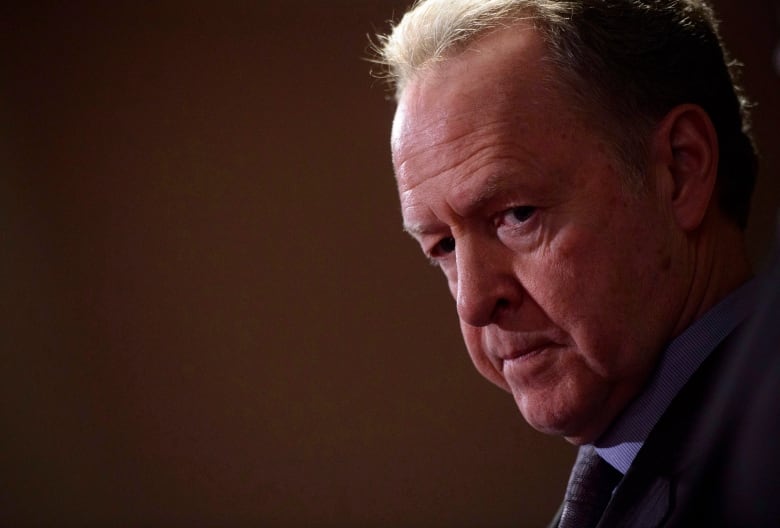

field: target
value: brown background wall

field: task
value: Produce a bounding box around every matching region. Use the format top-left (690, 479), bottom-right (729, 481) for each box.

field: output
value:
top-left (1, 2), bottom-right (777, 527)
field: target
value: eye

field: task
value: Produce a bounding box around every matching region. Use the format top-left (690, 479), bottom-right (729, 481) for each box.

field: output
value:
top-left (429, 236), bottom-right (455, 258)
top-left (503, 206), bottom-right (536, 225)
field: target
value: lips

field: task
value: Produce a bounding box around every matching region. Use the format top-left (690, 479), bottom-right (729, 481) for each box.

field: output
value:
top-left (489, 335), bottom-right (560, 369)
top-left (505, 343), bottom-right (553, 361)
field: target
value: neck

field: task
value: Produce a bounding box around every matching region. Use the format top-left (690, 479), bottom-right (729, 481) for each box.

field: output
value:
top-left (671, 211), bottom-right (752, 340)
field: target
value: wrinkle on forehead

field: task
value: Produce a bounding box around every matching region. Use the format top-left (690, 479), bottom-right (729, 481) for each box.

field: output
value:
top-left (391, 23), bottom-right (561, 179)
top-left (392, 73), bottom-right (533, 154)
top-left (395, 118), bottom-right (524, 193)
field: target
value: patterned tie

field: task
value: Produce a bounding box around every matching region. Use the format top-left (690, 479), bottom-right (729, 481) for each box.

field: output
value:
top-left (558, 446), bottom-right (623, 528)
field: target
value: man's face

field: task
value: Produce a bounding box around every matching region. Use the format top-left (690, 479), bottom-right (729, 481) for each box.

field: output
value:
top-left (391, 26), bottom-right (688, 444)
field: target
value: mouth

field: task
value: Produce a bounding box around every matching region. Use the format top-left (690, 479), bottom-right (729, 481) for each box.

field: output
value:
top-left (507, 344), bottom-right (552, 360)
top-left (497, 341), bottom-right (558, 372)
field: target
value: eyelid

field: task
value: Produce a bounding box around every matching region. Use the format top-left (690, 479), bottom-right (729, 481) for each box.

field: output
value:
top-left (494, 205), bottom-right (532, 224)
top-left (424, 235), bottom-right (456, 264)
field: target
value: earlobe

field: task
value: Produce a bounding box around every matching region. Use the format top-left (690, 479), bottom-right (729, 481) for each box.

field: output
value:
top-left (652, 104), bottom-right (719, 232)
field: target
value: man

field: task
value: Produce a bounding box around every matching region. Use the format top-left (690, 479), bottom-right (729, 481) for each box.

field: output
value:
top-left (374, 1), bottom-right (774, 526)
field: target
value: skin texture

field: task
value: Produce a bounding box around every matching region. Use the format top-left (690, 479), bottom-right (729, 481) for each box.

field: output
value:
top-left (391, 24), bottom-right (751, 445)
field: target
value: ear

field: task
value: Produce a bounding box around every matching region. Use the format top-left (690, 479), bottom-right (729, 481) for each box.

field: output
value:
top-left (650, 104), bottom-right (719, 232)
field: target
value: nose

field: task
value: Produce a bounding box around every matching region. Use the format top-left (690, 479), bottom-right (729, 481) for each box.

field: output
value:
top-left (454, 236), bottom-right (519, 327)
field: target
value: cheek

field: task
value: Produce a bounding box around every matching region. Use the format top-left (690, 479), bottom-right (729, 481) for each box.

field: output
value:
top-left (460, 325), bottom-right (511, 392)
top-left (547, 225), bottom-right (673, 378)
top-left (534, 229), bottom-right (643, 363)
top-left (531, 229), bottom-right (601, 318)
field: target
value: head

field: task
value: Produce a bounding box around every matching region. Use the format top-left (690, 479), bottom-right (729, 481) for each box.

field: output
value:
top-left (378, 0), bottom-right (757, 228)
top-left (377, 0), bottom-right (756, 444)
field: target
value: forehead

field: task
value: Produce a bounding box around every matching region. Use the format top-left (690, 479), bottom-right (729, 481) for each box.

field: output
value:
top-left (391, 24), bottom-right (581, 192)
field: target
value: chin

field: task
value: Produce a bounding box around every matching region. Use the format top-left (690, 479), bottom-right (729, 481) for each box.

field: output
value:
top-left (526, 417), bottom-right (599, 444)
top-left (516, 397), bottom-right (602, 443)
top-left (518, 406), bottom-right (570, 436)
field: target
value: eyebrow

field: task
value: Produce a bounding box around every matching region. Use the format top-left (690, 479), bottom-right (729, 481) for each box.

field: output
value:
top-left (448, 170), bottom-right (518, 219)
top-left (464, 176), bottom-right (502, 211)
top-left (401, 168), bottom-right (533, 238)
top-left (402, 222), bottom-right (436, 238)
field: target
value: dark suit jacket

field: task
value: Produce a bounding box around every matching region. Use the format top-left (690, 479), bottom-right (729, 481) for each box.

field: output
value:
top-left (548, 229), bottom-right (780, 527)
top-left (668, 229), bottom-right (780, 527)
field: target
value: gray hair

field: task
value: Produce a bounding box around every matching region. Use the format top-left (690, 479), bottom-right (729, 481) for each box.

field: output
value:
top-left (374, 0), bottom-right (758, 229)
top-left (376, 0), bottom-right (568, 99)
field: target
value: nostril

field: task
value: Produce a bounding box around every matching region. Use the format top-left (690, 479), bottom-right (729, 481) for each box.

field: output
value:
top-left (490, 297), bottom-right (511, 321)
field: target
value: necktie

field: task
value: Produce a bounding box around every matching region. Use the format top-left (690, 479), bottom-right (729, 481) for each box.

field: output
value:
top-left (558, 446), bottom-right (622, 528)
